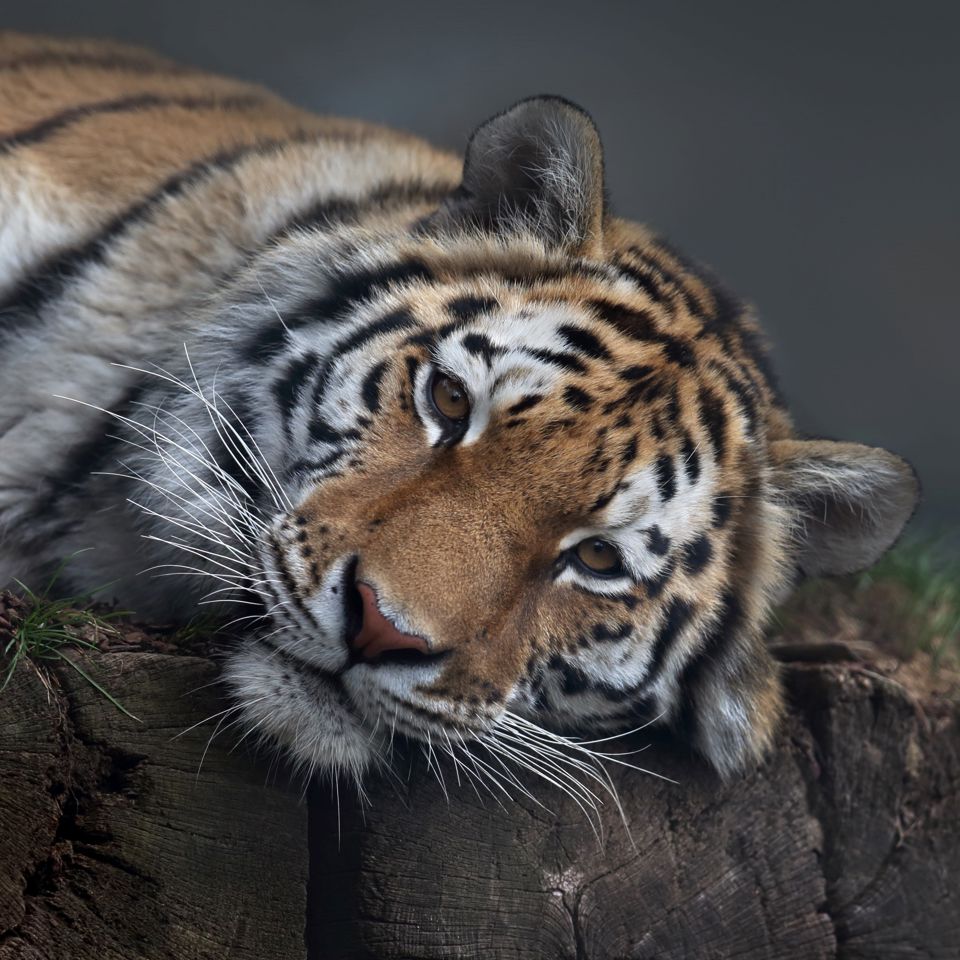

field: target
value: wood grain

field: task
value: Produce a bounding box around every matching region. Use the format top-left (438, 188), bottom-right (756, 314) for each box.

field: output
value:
top-left (0, 653), bottom-right (307, 960)
top-left (308, 660), bottom-right (960, 959)
top-left (2, 648), bottom-right (958, 958)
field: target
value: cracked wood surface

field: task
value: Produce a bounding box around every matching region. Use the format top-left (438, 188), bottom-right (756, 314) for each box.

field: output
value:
top-left (1, 648), bottom-right (958, 959)
top-left (0, 653), bottom-right (308, 960)
top-left (308, 659), bottom-right (960, 959)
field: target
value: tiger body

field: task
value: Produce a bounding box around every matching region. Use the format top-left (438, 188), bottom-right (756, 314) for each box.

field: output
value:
top-left (0, 33), bottom-right (917, 780)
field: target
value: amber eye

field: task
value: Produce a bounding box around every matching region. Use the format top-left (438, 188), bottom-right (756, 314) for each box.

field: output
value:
top-left (430, 371), bottom-right (470, 421)
top-left (574, 538), bottom-right (625, 577)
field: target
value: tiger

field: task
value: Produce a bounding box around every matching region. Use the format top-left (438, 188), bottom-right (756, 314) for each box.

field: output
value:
top-left (0, 32), bottom-right (918, 785)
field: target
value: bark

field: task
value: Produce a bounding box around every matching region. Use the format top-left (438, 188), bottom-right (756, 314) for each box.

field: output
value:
top-left (0, 653), bottom-right (308, 960)
top-left (308, 655), bottom-right (960, 959)
top-left (1, 643), bottom-right (957, 959)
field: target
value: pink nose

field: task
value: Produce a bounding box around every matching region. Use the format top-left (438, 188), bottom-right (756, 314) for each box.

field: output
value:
top-left (351, 582), bottom-right (430, 661)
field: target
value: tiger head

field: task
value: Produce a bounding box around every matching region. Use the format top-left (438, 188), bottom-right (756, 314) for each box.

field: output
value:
top-left (187, 97), bottom-right (917, 781)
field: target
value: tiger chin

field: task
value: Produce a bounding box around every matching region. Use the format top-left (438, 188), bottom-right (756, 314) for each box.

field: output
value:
top-left (0, 34), bottom-right (918, 787)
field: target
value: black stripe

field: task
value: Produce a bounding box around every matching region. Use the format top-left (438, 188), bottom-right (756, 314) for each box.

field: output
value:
top-left (271, 179), bottom-right (451, 243)
top-left (681, 432), bottom-right (701, 484)
top-left (612, 259), bottom-right (670, 306)
top-left (273, 352), bottom-right (319, 422)
top-left (254, 225), bottom-right (435, 365)
top-left (290, 259), bottom-right (433, 334)
top-left (308, 419), bottom-right (358, 445)
top-left (404, 354), bottom-right (421, 388)
top-left (523, 347), bottom-right (587, 374)
top-left (584, 428), bottom-right (609, 470)
top-left (284, 451), bottom-right (345, 480)
top-left (404, 355), bottom-right (423, 419)
top-left (507, 395), bottom-right (543, 416)
top-left (602, 374), bottom-right (663, 415)
top-left (590, 298), bottom-right (696, 367)
top-left (591, 622), bottom-right (633, 643)
top-left (663, 388), bottom-right (681, 427)
top-left (555, 659), bottom-right (590, 696)
top-left (655, 453), bottom-right (677, 501)
top-left (714, 365), bottom-right (758, 436)
top-left (644, 597), bottom-right (694, 686)
top-left (620, 435), bottom-right (638, 466)
top-left (645, 526), bottom-right (671, 557)
top-left (360, 361), bottom-right (389, 413)
top-left (660, 335), bottom-right (696, 368)
top-left (206, 392), bottom-right (264, 506)
top-left (557, 324), bottom-right (610, 360)
top-left (675, 591), bottom-right (742, 742)
top-left (0, 92), bottom-right (264, 155)
top-left (687, 265), bottom-right (749, 359)
top-left (244, 314), bottom-right (319, 366)
top-left (622, 244), bottom-right (702, 316)
top-left (562, 385), bottom-right (594, 411)
top-left (446, 296), bottom-right (499, 322)
top-left (0, 50), bottom-right (197, 74)
top-left (403, 260), bottom-right (611, 291)
top-left (588, 480), bottom-right (626, 513)
top-left (588, 299), bottom-right (659, 340)
top-left (497, 263), bottom-right (609, 285)
top-left (329, 308), bottom-right (418, 361)
top-left (698, 387), bottom-right (728, 461)
top-left (311, 309), bottom-right (419, 409)
top-left (461, 332), bottom-right (499, 366)
top-left (619, 364), bottom-right (655, 382)
top-left (682, 534), bottom-right (713, 576)
top-left (712, 495), bottom-right (734, 528)
top-left (0, 129), bottom-right (336, 340)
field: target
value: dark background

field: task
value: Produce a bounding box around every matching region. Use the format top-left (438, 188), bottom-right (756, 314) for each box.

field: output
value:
top-left (6, 1), bottom-right (958, 536)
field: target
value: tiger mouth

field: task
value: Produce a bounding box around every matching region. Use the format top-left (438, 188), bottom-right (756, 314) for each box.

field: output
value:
top-left (256, 634), bottom-right (348, 687)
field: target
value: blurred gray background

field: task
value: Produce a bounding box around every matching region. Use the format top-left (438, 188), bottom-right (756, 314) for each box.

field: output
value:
top-left (6, 1), bottom-right (959, 535)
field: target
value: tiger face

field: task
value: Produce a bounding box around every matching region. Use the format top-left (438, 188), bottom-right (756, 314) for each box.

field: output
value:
top-left (170, 98), bottom-right (917, 780)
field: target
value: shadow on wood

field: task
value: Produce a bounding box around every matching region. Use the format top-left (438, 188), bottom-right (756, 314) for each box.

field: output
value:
top-left (2, 646), bottom-right (958, 959)
top-left (308, 659), bottom-right (960, 959)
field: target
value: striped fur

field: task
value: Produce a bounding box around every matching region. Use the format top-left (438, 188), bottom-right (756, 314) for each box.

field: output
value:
top-left (0, 33), bottom-right (918, 783)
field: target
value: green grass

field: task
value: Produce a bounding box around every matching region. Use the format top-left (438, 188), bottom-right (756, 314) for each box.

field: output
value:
top-left (1, 563), bottom-right (138, 720)
top-left (170, 610), bottom-right (229, 649)
top-left (776, 536), bottom-right (960, 669)
top-left (857, 537), bottom-right (960, 668)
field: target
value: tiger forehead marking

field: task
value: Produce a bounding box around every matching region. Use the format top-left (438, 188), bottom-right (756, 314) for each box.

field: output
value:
top-left (0, 34), bottom-right (918, 789)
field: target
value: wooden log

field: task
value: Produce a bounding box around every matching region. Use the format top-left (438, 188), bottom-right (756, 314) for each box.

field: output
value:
top-left (0, 653), bottom-right (308, 960)
top-left (308, 656), bottom-right (960, 959)
top-left (2, 640), bottom-right (957, 958)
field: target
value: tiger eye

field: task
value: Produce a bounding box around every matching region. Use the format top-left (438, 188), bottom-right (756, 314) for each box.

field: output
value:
top-left (431, 372), bottom-right (470, 421)
top-left (575, 538), bottom-right (623, 575)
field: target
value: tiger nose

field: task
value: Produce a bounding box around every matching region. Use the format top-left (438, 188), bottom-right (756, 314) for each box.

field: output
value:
top-left (351, 582), bottom-right (430, 661)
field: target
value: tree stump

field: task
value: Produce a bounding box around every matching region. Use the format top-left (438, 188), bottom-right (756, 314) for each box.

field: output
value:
top-left (2, 640), bottom-right (958, 959)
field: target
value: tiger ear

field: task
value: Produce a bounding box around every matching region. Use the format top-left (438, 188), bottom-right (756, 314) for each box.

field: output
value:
top-left (432, 96), bottom-right (606, 254)
top-left (769, 439), bottom-right (919, 577)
